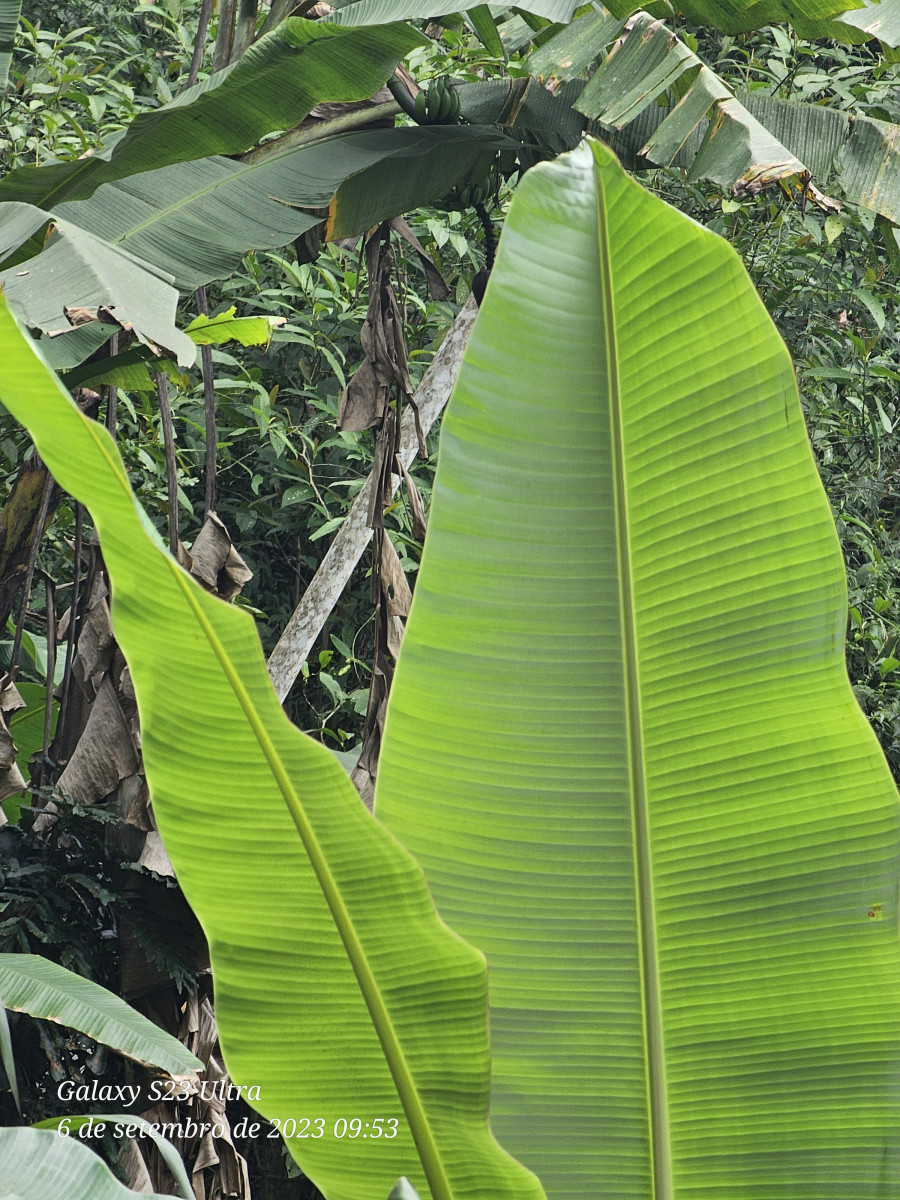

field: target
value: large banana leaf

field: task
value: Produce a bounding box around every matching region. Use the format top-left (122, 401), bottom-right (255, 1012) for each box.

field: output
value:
top-left (0, 0), bottom-right (22, 94)
top-left (55, 127), bottom-right (510, 292)
top-left (741, 93), bottom-right (900, 224)
top-left (0, 19), bottom-right (424, 209)
top-left (333, 0), bottom-right (580, 24)
top-left (568, 14), bottom-right (802, 190)
top-left (611, 0), bottom-right (865, 32)
top-left (0, 1128), bottom-right (173, 1200)
top-left (833, 0), bottom-right (900, 41)
top-left (0, 300), bottom-right (544, 1200)
top-left (0, 210), bottom-right (195, 364)
top-left (375, 140), bottom-right (900, 1200)
top-left (0, 954), bottom-right (202, 1075)
top-left (554, 10), bottom-right (900, 219)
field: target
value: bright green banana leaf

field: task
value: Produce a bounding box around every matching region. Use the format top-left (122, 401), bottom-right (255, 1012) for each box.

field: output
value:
top-left (375, 140), bottom-right (900, 1200)
top-left (0, 303), bottom-right (543, 1200)
top-left (0, 1128), bottom-right (174, 1200)
top-left (0, 954), bottom-right (202, 1076)
top-left (0, 19), bottom-right (424, 209)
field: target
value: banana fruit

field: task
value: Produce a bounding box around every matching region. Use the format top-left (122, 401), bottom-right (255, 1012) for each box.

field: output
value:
top-left (441, 166), bottom-right (498, 211)
top-left (413, 77), bottom-right (461, 125)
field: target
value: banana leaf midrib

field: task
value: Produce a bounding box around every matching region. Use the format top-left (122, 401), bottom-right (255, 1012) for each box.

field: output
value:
top-left (597, 172), bottom-right (673, 1200)
top-left (167, 561), bottom-right (453, 1200)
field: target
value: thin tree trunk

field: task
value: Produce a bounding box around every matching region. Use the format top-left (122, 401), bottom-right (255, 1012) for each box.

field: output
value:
top-left (42, 576), bottom-right (55, 756)
top-left (9, 472), bottom-right (53, 679)
top-left (55, 504), bottom-right (82, 745)
top-left (195, 286), bottom-right (218, 518)
top-left (266, 298), bottom-right (477, 701)
top-left (231, 0), bottom-right (259, 61)
top-left (155, 373), bottom-right (180, 557)
top-left (187, 0), bottom-right (213, 87)
top-left (212, 0), bottom-right (236, 71)
top-left (105, 331), bottom-right (119, 437)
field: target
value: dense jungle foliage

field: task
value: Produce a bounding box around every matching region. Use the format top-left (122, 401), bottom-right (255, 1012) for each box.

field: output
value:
top-left (2, 0), bottom-right (900, 1195)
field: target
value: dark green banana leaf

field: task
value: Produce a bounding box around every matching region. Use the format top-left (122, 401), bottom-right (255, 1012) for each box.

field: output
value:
top-left (0, 19), bottom-right (424, 209)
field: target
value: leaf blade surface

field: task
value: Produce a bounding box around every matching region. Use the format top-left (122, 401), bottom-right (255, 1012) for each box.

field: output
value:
top-left (0, 301), bottom-right (545, 1200)
top-left (376, 140), bottom-right (900, 1200)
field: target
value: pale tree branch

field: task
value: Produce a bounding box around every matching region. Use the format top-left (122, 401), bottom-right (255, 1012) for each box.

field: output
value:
top-left (266, 298), bottom-right (478, 702)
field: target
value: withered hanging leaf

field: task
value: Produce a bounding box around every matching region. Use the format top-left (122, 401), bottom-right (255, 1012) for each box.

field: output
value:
top-left (137, 992), bottom-right (250, 1199)
top-left (137, 830), bottom-right (176, 879)
top-left (380, 531), bottom-right (412, 619)
top-left (388, 216), bottom-right (450, 301)
top-left (0, 682), bottom-right (27, 805)
top-left (338, 227), bottom-right (412, 431)
top-left (0, 456), bottom-right (60, 633)
top-left (70, 579), bottom-right (115, 698)
top-left (339, 357), bottom-right (391, 432)
top-left (400, 461), bottom-right (428, 540)
top-left (368, 407), bottom-right (400, 532)
top-left (0, 680), bottom-right (26, 720)
top-left (56, 675), bottom-right (139, 806)
top-left (349, 647), bottom-right (390, 813)
top-left (183, 512), bottom-right (253, 602)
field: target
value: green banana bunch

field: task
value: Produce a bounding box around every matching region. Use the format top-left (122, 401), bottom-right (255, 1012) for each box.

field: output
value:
top-left (413, 77), bottom-right (461, 125)
top-left (441, 166), bottom-right (497, 211)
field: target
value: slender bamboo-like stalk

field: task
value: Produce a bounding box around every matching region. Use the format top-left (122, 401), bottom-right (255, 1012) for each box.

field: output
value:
top-left (187, 0), bottom-right (214, 86)
top-left (195, 285), bottom-right (218, 517)
top-left (105, 331), bottom-right (119, 437)
top-left (232, 0), bottom-right (259, 61)
top-left (8, 472), bottom-right (53, 679)
top-left (42, 576), bottom-right (55, 755)
top-left (155, 373), bottom-right (180, 556)
top-left (213, 0), bottom-right (236, 71)
top-left (55, 504), bottom-right (82, 747)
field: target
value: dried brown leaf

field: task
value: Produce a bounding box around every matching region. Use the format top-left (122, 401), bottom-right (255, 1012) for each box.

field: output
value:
top-left (400, 461), bottom-right (427, 540)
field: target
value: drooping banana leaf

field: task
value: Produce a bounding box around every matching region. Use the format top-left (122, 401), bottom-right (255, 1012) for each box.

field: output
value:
top-left (741, 92), bottom-right (900, 224)
top-left (375, 139), bottom-right (900, 1200)
top-left (0, 301), bottom-right (544, 1200)
top-left (455, 78), bottom-right (587, 159)
top-left (0, 1128), bottom-right (174, 1200)
top-left (34, 1114), bottom-right (192, 1198)
top-left (0, 19), bottom-right (425, 209)
top-left (553, 10), bottom-right (900, 220)
top-left (622, 0), bottom-right (863, 32)
top-left (55, 127), bottom-right (511, 292)
top-left (333, 0), bottom-right (580, 25)
top-left (831, 0), bottom-right (900, 42)
top-left (570, 14), bottom-right (803, 190)
top-left (0, 214), bottom-right (195, 364)
top-left (0, 954), bottom-right (202, 1076)
top-left (0, 0), bottom-right (22, 94)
